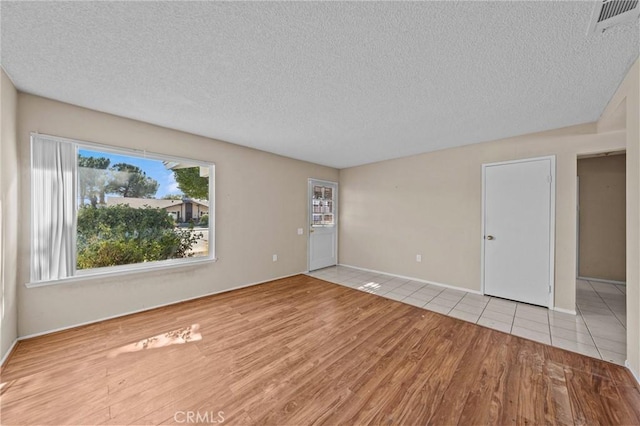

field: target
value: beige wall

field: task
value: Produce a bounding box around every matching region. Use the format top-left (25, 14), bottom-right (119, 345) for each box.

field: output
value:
top-left (577, 154), bottom-right (626, 282)
top-left (623, 60), bottom-right (640, 379)
top-left (16, 94), bottom-right (338, 337)
top-left (339, 125), bottom-right (625, 312)
top-left (1, 68), bottom-right (19, 361)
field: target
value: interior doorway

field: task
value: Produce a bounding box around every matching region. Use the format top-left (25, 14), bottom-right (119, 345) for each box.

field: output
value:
top-left (575, 151), bottom-right (627, 364)
top-left (577, 152), bottom-right (626, 284)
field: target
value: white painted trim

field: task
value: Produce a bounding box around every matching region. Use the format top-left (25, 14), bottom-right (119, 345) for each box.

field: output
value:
top-left (18, 271), bottom-right (306, 340)
top-left (308, 178), bottom-right (340, 186)
top-left (337, 264), bottom-right (572, 313)
top-left (307, 180), bottom-right (312, 271)
top-left (576, 176), bottom-right (581, 278)
top-left (308, 178), bottom-right (339, 271)
top-left (0, 339), bottom-right (19, 367)
top-left (549, 156), bottom-right (557, 309)
top-left (338, 264), bottom-right (483, 295)
top-left (30, 132), bottom-right (214, 168)
top-left (625, 360), bottom-right (640, 386)
top-left (480, 155), bottom-right (556, 309)
top-left (26, 257), bottom-right (217, 288)
top-left (578, 276), bottom-right (626, 286)
top-left (480, 160), bottom-right (487, 295)
top-left (551, 306), bottom-right (577, 316)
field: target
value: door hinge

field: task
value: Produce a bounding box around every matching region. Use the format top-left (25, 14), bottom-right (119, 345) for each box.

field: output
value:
top-left (549, 284), bottom-right (552, 293)
top-left (546, 175), bottom-right (552, 183)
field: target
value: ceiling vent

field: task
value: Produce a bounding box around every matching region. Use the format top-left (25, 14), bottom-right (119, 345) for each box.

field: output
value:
top-left (589, 0), bottom-right (640, 33)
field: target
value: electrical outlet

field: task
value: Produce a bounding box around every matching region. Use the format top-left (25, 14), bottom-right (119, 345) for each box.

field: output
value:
top-left (273, 254), bottom-right (278, 262)
top-left (416, 254), bottom-right (422, 262)
top-left (297, 228), bottom-right (304, 235)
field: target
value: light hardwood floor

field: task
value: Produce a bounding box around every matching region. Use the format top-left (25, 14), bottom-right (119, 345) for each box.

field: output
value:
top-left (1, 275), bottom-right (640, 425)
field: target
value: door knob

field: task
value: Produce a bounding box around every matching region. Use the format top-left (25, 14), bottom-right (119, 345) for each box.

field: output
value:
top-left (486, 235), bottom-right (495, 240)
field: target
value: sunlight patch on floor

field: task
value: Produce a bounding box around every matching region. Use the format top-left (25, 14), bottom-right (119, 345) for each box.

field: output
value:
top-left (107, 323), bottom-right (202, 358)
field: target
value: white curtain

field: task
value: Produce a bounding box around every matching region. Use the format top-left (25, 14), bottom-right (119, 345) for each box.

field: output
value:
top-left (31, 135), bottom-right (77, 282)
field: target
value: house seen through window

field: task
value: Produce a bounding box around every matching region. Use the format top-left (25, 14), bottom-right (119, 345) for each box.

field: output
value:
top-left (30, 134), bottom-right (214, 283)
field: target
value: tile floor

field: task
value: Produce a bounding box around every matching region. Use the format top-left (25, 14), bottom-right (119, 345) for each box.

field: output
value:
top-left (307, 266), bottom-right (628, 366)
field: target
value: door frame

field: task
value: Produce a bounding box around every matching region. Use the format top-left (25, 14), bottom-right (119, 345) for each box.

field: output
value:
top-left (575, 151), bottom-right (627, 285)
top-left (576, 175), bottom-right (580, 278)
top-left (480, 155), bottom-right (556, 309)
top-left (307, 178), bottom-right (339, 272)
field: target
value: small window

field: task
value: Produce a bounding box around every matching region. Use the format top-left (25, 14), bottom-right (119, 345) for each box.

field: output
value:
top-left (30, 134), bottom-right (215, 284)
top-left (311, 185), bottom-right (335, 226)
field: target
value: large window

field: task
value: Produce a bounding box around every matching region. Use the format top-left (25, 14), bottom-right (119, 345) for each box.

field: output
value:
top-left (30, 134), bottom-right (214, 284)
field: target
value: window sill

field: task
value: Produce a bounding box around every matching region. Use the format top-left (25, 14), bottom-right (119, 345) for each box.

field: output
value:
top-left (26, 257), bottom-right (217, 288)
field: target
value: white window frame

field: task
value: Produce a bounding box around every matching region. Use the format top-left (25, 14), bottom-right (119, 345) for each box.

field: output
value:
top-left (28, 133), bottom-right (216, 287)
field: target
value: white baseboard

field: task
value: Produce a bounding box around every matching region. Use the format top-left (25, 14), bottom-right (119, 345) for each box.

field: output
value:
top-left (18, 271), bottom-right (307, 341)
top-left (336, 264), bottom-right (580, 313)
top-left (578, 276), bottom-right (626, 286)
top-left (337, 264), bottom-right (484, 295)
top-left (625, 360), bottom-right (640, 386)
top-left (0, 339), bottom-right (19, 368)
top-left (551, 306), bottom-right (577, 315)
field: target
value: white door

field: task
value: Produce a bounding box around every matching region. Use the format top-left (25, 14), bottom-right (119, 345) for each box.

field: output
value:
top-left (309, 180), bottom-right (338, 271)
top-left (482, 157), bottom-right (555, 307)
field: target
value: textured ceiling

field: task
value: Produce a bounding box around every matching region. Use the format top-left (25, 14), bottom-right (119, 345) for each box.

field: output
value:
top-left (1, 1), bottom-right (638, 168)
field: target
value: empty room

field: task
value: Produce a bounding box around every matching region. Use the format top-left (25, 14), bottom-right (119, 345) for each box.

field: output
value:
top-left (1, 1), bottom-right (640, 425)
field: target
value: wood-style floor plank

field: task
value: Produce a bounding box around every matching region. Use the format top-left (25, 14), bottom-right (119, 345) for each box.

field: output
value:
top-left (1, 274), bottom-right (639, 425)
